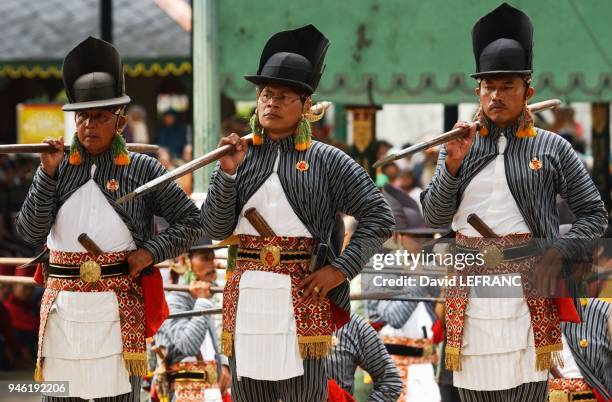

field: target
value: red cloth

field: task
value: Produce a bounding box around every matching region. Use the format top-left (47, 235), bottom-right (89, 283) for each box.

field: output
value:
top-left (370, 321), bottom-right (385, 332)
top-left (33, 265), bottom-right (45, 286)
top-left (554, 297), bottom-right (581, 323)
top-left (327, 379), bottom-right (355, 402)
top-left (141, 267), bottom-right (169, 338)
top-left (331, 302), bottom-right (350, 330)
top-left (593, 388), bottom-right (610, 402)
top-left (3, 293), bottom-right (39, 332)
top-left (432, 319), bottom-right (445, 344)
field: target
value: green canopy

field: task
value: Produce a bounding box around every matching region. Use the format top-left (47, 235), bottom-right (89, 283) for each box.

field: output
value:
top-left (219, 0), bottom-right (612, 104)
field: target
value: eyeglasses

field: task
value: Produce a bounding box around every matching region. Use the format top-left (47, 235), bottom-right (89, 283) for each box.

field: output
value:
top-left (258, 92), bottom-right (304, 106)
top-left (75, 109), bottom-right (119, 125)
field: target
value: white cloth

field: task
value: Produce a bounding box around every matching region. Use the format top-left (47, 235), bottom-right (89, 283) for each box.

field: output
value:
top-left (405, 364), bottom-right (441, 402)
top-left (557, 334), bottom-right (583, 379)
top-left (42, 164), bottom-right (135, 399)
top-left (233, 151), bottom-right (308, 380)
top-left (235, 271), bottom-right (303, 380)
top-left (450, 134), bottom-right (545, 390)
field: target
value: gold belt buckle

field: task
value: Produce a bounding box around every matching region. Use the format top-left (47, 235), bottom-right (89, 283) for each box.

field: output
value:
top-left (260, 245), bottom-right (281, 267)
top-left (549, 390), bottom-right (569, 402)
top-left (79, 260), bottom-right (102, 283)
top-left (480, 244), bottom-right (503, 269)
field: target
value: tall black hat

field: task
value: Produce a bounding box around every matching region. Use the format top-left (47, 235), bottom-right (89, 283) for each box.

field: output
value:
top-left (245, 24), bottom-right (330, 94)
top-left (62, 37), bottom-right (131, 111)
top-left (471, 3), bottom-right (533, 79)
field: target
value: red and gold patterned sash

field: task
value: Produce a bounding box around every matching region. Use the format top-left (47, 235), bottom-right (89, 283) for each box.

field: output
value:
top-left (35, 250), bottom-right (146, 381)
top-left (445, 234), bottom-right (562, 372)
top-left (168, 360), bottom-right (220, 402)
top-left (222, 235), bottom-right (333, 359)
top-left (548, 378), bottom-right (596, 402)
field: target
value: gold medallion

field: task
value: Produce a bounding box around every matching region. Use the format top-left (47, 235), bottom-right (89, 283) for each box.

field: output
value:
top-left (480, 244), bottom-right (503, 269)
top-left (80, 260), bottom-right (102, 283)
top-left (260, 245), bottom-right (281, 267)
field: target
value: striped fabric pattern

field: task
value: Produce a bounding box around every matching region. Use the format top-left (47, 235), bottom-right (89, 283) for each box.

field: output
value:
top-left (154, 291), bottom-right (228, 367)
top-left (326, 313), bottom-right (403, 402)
top-left (457, 380), bottom-right (548, 402)
top-left (562, 299), bottom-right (611, 400)
top-left (202, 135), bottom-right (395, 315)
top-left (229, 354), bottom-right (328, 402)
top-left (16, 150), bottom-right (204, 264)
top-left (420, 125), bottom-right (607, 259)
top-left (42, 375), bottom-right (142, 402)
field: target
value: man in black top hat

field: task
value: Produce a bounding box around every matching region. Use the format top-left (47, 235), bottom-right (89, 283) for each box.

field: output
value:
top-left (16, 37), bottom-right (203, 401)
top-left (420, 3), bottom-right (606, 402)
top-left (202, 25), bottom-right (394, 401)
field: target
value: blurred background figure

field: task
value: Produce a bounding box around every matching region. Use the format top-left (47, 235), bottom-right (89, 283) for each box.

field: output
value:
top-left (157, 110), bottom-right (188, 159)
top-left (124, 105), bottom-right (150, 144)
top-left (412, 142), bottom-right (440, 189)
top-left (3, 283), bottom-right (39, 366)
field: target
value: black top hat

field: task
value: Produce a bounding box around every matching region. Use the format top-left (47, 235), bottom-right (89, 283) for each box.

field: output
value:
top-left (471, 3), bottom-right (533, 79)
top-left (245, 24), bottom-right (330, 94)
top-left (62, 37), bottom-right (131, 111)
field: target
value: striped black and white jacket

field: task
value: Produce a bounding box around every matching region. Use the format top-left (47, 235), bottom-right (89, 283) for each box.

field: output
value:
top-left (326, 313), bottom-right (403, 402)
top-left (563, 299), bottom-right (611, 399)
top-left (420, 125), bottom-right (608, 258)
top-left (16, 150), bottom-right (203, 263)
top-left (201, 135), bottom-right (395, 319)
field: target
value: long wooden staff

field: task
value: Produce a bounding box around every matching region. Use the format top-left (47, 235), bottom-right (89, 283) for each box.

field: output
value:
top-left (373, 99), bottom-right (561, 168)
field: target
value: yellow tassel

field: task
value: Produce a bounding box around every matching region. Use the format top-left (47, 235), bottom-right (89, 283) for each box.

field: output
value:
top-left (516, 126), bottom-right (537, 138)
top-left (444, 346), bottom-right (462, 371)
top-left (123, 351), bottom-right (148, 376)
top-left (535, 344), bottom-right (564, 371)
top-left (34, 359), bottom-right (44, 382)
top-left (478, 125), bottom-right (489, 137)
top-left (221, 331), bottom-right (233, 357)
top-left (298, 336), bottom-right (332, 359)
top-left (114, 153), bottom-right (130, 165)
top-left (252, 133), bottom-right (263, 146)
top-left (69, 151), bottom-right (82, 165)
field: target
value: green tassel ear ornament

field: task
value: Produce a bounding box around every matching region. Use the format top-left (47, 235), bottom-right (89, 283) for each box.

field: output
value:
top-left (111, 132), bottom-right (130, 165)
top-left (68, 132), bottom-right (130, 166)
top-left (294, 115), bottom-right (312, 151)
top-left (248, 107), bottom-right (313, 151)
top-left (68, 133), bottom-right (84, 165)
top-left (249, 111), bottom-right (264, 146)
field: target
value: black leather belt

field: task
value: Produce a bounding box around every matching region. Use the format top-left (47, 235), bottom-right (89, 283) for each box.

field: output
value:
top-left (384, 343), bottom-right (427, 357)
top-left (48, 262), bottom-right (129, 278)
top-left (169, 371), bottom-right (205, 382)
